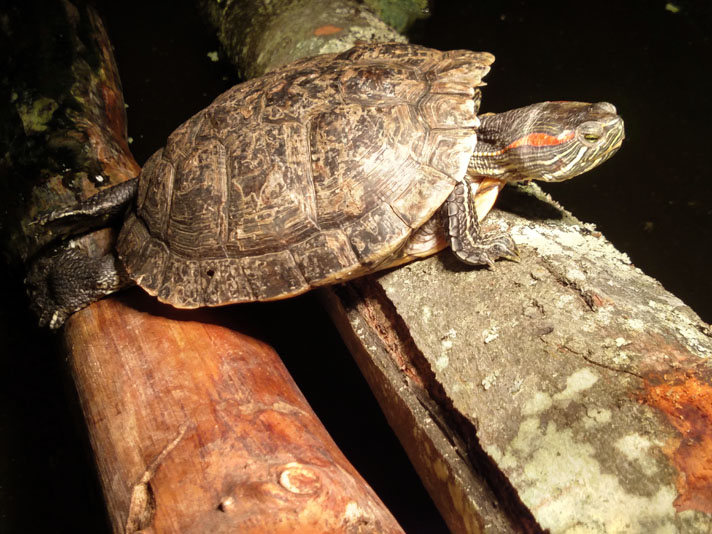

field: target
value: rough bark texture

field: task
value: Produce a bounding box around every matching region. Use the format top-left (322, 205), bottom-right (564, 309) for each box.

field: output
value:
top-left (64, 291), bottom-right (404, 534)
top-left (198, 0), bottom-right (405, 77)
top-left (325, 185), bottom-right (712, 533)
top-left (361, 0), bottom-right (429, 34)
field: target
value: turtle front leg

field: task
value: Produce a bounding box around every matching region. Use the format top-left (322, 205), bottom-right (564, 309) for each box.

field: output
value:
top-left (446, 181), bottom-right (519, 267)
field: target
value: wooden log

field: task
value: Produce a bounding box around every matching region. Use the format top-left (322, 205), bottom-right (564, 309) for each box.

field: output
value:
top-left (0, 0), bottom-right (139, 267)
top-left (65, 291), bottom-right (404, 534)
top-left (323, 185), bottom-right (712, 533)
top-left (197, 0), bottom-right (405, 78)
top-left (2, 1), bottom-right (405, 532)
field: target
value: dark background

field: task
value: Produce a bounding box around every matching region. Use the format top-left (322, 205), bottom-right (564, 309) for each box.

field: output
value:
top-left (2, 1), bottom-right (710, 532)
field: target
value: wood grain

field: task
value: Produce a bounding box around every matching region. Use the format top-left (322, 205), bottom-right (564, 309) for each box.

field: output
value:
top-left (65, 291), bottom-right (404, 534)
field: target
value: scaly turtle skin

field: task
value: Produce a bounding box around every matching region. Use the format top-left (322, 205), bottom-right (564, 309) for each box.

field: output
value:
top-left (29, 43), bottom-right (624, 328)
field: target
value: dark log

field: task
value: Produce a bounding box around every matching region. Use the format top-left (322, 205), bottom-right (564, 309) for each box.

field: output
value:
top-left (0, 0), bottom-right (139, 267)
top-left (197, 0), bottom-right (405, 77)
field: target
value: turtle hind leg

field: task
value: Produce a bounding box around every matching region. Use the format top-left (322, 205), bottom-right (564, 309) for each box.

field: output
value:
top-left (28, 178), bottom-right (139, 328)
top-left (26, 239), bottom-right (131, 329)
top-left (446, 181), bottom-right (519, 268)
top-left (38, 177), bottom-right (139, 236)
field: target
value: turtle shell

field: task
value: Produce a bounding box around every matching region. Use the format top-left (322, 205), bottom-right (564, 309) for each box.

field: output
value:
top-left (116, 43), bottom-right (493, 308)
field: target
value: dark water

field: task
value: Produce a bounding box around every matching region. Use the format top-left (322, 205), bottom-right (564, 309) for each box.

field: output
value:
top-left (2, 1), bottom-right (710, 533)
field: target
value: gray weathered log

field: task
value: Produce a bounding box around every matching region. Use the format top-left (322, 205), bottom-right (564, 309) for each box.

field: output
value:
top-left (200, 3), bottom-right (712, 531)
top-left (198, 0), bottom-right (405, 77)
top-left (325, 185), bottom-right (712, 533)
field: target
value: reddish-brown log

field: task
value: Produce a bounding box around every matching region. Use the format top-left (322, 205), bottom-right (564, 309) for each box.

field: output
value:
top-left (65, 291), bottom-right (403, 534)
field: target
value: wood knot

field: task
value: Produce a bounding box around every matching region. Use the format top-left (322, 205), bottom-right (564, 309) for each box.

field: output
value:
top-left (278, 462), bottom-right (322, 495)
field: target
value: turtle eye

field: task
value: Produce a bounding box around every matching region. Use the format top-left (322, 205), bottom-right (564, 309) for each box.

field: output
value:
top-left (577, 121), bottom-right (605, 146)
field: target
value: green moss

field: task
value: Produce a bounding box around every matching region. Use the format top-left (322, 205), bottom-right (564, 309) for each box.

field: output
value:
top-left (363, 0), bottom-right (429, 32)
top-left (17, 96), bottom-right (59, 134)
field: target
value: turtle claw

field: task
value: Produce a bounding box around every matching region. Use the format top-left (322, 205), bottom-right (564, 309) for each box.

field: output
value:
top-left (35, 207), bottom-right (72, 227)
top-left (446, 180), bottom-right (521, 268)
top-left (495, 235), bottom-right (521, 263)
top-left (487, 232), bottom-right (520, 264)
top-left (452, 232), bottom-right (520, 267)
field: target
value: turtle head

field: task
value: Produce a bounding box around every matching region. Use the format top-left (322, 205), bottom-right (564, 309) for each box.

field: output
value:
top-left (471, 101), bottom-right (624, 183)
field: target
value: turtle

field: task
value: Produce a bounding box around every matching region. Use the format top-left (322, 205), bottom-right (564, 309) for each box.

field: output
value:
top-left (28, 42), bottom-right (624, 328)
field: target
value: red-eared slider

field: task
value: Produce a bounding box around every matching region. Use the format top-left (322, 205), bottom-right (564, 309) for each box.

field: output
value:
top-left (29, 43), bottom-right (624, 328)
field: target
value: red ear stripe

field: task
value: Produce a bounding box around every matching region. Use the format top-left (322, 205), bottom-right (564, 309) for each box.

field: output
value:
top-left (506, 130), bottom-right (575, 149)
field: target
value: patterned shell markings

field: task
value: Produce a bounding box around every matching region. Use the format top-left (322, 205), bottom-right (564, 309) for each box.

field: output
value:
top-left (116, 44), bottom-right (494, 308)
